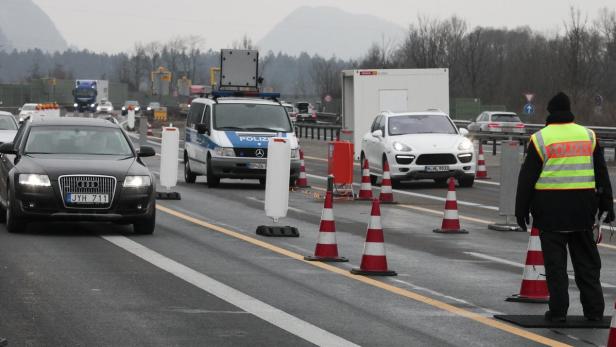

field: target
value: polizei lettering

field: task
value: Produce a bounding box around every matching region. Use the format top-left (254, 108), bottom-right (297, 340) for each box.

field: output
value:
top-left (239, 136), bottom-right (270, 142)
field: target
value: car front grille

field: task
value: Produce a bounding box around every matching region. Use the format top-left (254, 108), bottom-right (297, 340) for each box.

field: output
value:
top-left (416, 154), bottom-right (457, 165)
top-left (59, 175), bottom-right (116, 209)
top-left (233, 148), bottom-right (268, 158)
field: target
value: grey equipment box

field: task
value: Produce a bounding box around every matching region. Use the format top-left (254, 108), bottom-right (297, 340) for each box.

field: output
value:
top-left (220, 49), bottom-right (259, 88)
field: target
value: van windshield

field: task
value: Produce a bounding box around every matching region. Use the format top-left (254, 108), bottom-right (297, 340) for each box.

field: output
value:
top-left (214, 104), bottom-right (292, 132)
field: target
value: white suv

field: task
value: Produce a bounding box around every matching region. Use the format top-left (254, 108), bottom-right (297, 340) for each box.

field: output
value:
top-left (360, 111), bottom-right (476, 187)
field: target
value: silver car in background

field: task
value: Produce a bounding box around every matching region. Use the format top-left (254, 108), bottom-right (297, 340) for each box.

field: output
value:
top-left (468, 111), bottom-right (525, 134)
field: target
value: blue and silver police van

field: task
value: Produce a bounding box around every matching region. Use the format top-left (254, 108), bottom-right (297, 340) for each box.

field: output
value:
top-left (183, 91), bottom-right (301, 187)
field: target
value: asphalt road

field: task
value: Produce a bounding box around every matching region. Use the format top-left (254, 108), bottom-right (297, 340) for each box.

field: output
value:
top-left (1, 129), bottom-right (616, 346)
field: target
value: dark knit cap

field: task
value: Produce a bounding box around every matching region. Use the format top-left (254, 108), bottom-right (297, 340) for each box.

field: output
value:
top-left (547, 92), bottom-right (571, 113)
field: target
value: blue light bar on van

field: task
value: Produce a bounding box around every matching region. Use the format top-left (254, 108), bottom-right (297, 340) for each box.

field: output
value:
top-left (211, 91), bottom-right (281, 98)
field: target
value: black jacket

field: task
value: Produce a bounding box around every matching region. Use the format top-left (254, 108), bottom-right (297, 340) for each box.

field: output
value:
top-left (515, 111), bottom-right (614, 232)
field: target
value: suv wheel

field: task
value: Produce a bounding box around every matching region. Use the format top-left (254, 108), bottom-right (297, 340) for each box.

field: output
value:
top-left (184, 153), bottom-right (196, 183)
top-left (206, 155), bottom-right (220, 188)
top-left (134, 208), bottom-right (155, 234)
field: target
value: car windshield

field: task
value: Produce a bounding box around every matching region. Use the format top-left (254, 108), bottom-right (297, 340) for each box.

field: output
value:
top-left (25, 126), bottom-right (133, 156)
top-left (214, 104), bottom-right (292, 132)
top-left (388, 115), bottom-right (457, 135)
top-left (22, 104), bottom-right (37, 111)
top-left (0, 116), bottom-right (17, 130)
top-left (491, 114), bottom-right (521, 122)
top-left (125, 101), bottom-right (139, 106)
top-left (149, 103), bottom-right (160, 108)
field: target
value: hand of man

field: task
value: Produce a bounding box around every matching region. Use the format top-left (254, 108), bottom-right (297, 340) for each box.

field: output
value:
top-left (600, 209), bottom-right (616, 224)
top-left (516, 214), bottom-right (530, 231)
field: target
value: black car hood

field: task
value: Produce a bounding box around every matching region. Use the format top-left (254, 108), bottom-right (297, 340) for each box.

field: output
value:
top-left (17, 154), bottom-right (145, 180)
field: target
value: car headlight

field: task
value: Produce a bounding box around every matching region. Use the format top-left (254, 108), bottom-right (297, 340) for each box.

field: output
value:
top-left (96, 107), bottom-right (101, 111)
top-left (73, 103), bottom-right (78, 107)
top-left (458, 139), bottom-right (473, 151)
top-left (291, 148), bottom-right (299, 159)
top-left (122, 106), bottom-right (126, 111)
top-left (214, 147), bottom-right (235, 157)
top-left (91, 103), bottom-right (96, 107)
top-left (147, 107), bottom-right (152, 111)
top-left (19, 174), bottom-right (51, 187)
top-left (392, 141), bottom-right (411, 152)
top-left (123, 175), bottom-right (152, 188)
top-left (135, 107), bottom-right (140, 111)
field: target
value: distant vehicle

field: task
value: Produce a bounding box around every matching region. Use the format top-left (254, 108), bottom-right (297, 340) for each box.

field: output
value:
top-left (145, 102), bottom-right (161, 117)
top-left (72, 80), bottom-right (109, 113)
top-left (96, 100), bottom-right (114, 114)
top-left (18, 103), bottom-right (38, 120)
top-left (295, 101), bottom-right (317, 122)
top-left (184, 91), bottom-right (300, 188)
top-left (0, 117), bottom-right (157, 234)
top-left (341, 68), bottom-right (450, 158)
top-left (467, 111), bottom-right (525, 134)
top-left (360, 111), bottom-right (476, 187)
top-left (0, 111), bottom-right (18, 144)
top-left (282, 103), bottom-right (298, 123)
top-left (18, 103), bottom-right (60, 122)
top-left (121, 100), bottom-right (141, 116)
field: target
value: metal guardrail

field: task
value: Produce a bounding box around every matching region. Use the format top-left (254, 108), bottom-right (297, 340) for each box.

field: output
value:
top-left (294, 122), bottom-right (342, 141)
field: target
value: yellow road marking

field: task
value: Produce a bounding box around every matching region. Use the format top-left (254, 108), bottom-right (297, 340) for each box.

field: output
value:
top-left (156, 203), bottom-right (570, 347)
top-left (599, 243), bottom-right (616, 251)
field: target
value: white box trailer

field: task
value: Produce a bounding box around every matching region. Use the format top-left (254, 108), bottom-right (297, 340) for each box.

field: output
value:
top-left (341, 68), bottom-right (450, 157)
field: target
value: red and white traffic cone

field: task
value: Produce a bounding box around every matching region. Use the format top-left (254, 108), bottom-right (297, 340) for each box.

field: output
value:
top-left (147, 123), bottom-right (153, 136)
top-left (296, 148), bottom-right (310, 188)
top-left (305, 176), bottom-right (348, 262)
top-left (608, 301), bottom-right (616, 346)
top-left (506, 226), bottom-right (549, 303)
top-left (378, 160), bottom-right (396, 204)
top-left (351, 199), bottom-right (397, 276)
top-left (476, 143), bottom-right (490, 179)
top-left (433, 177), bottom-right (468, 234)
top-left (356, 159), bottom-right (373, 200)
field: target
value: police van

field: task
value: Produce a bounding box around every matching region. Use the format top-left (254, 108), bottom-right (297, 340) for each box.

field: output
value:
top-left (183, 91), bottom-right (301, 187)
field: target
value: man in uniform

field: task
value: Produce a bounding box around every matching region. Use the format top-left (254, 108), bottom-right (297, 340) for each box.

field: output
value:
top-left (515, 92), bottom-right (614, 321)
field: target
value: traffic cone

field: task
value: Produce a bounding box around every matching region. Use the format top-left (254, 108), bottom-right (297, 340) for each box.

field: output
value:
top-left (433, 177), bottom-right (468, 234)
top-left (147, 123), bottom-right (153, 136)
top-left (378, 160), bottom-right (396, 204)
top-left (296, 148), bottom-right (310, 188)
top-left (305, 176), bottom-right (348, 262)
top-left (356, 159), bottom-right (373, 200)
top-left (351, 199), bottom-right (397, 276)
top-left (506, 226), bottom-right (549, 303)
top-left (608, 301), bottom-right (616, 346)
top-left (476, 143), bottom-right (490, 179)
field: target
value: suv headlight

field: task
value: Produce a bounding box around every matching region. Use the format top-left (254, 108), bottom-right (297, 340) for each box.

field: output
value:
top-left (19, 174), bottom-right (51, 187)
top-left (123, 175), bottom-right (152, 188)
top-left (458, 139), bottom-right (473, 151)
top-left (291, 148), bottom-right (299, 159)
top-left (392, 141), bottom-right (411, 152)
top-left (214, 147), bottom-right (235, 157)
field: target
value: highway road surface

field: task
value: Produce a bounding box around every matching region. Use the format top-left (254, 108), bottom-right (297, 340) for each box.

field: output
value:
top-left (1, 131), bottom-right (616, 346)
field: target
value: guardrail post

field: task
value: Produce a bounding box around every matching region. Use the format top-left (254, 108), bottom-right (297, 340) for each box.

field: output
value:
top-left (311, 127), bottom-right (314, 139)
top-left (317, 128), bottom-right (321, 140)
top-left (492, 140), bottom-right (497, 155)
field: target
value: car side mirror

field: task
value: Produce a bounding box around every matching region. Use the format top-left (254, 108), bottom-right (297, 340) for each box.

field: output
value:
top-left (459, 128), bottom-right (469, 136)
top-left (137, 146), bottom-right (156, 157)
top-left (0, 142), bottom-right (16, 155)
top-left (372, 129), bottom-right (383, 138)
top-left (196, 123), bottom-right (209, 135)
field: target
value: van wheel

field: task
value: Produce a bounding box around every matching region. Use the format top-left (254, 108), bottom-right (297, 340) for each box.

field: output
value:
top-left (184, 153), bottom-right (196, 184)
top-left (206, 156), bottom-right (220, 188)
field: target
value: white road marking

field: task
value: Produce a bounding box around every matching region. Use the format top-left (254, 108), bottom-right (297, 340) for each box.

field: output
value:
top-left (465, 251), bottom-right (616, 288)
top-left (306, 173), bottom-right (499, 211)
top-left (102, 236), bottom-right (359, 347)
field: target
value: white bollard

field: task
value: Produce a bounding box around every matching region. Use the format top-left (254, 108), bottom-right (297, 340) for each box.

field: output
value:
top-left (264, 137), bottom-right (291, 223)
top-left (159, 127), bottom-right (179, 190)
top-left (127, 109), bottom-right (136, 130)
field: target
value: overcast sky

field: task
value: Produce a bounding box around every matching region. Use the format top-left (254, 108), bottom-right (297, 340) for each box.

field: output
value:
top-left (32, 0), bottom-right (615, 54)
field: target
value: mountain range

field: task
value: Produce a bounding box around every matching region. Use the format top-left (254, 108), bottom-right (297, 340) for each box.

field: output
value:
top-left (0, 0), bottom-right (67, 52)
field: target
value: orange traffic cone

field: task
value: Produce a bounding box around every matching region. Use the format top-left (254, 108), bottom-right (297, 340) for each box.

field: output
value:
top-left (608, 301), bottom-right (616, 346)
top-left (296, 149), bottom-right (310, 188)
top-left (476, 143), bottom-right (490, 179)
top-left (506, 226), bottom-right (549, 303)
top-left (351, 199), bottom-right (397, 276)
top-left (356, 159), bottom-right (373, 200)
top-left (378, 160), bottom-right (396, 204)
top-left (305, 176), bottom-right (348, 262)
top-left (433, 177), bottom-right (468, 234)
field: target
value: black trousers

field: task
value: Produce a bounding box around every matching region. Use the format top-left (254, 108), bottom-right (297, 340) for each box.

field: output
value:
top-left (539, 230), bottom-right (604, 317)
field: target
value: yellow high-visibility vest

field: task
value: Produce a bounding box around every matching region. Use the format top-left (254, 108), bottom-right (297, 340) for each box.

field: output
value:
top-left (531, 123), bottom-right (596, 190)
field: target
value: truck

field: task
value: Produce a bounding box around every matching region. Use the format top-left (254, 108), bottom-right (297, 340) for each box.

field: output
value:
top-left (341, 68), bottom-right (450, 158)
top-left (72, 79), bottom-right (109, 112)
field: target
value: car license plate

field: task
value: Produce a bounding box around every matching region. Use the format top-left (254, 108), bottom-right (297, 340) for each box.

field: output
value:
top-left (67, 193), bottom-right (109, 204)
top-left (248, 163), bottom-right (267, 170)
top-left (425, 165), bottom-right (449, 172)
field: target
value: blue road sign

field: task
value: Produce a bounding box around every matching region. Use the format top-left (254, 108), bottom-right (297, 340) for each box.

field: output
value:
top-left (523, 103), bottom-right (534, 115)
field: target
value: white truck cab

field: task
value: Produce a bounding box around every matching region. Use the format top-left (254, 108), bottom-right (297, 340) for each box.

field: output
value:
top-left (183, 91), bottom-right (300, 187)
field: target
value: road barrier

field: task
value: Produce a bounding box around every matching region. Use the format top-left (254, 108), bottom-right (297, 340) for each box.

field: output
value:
top-left (295, 122), bottom-right (341, 141)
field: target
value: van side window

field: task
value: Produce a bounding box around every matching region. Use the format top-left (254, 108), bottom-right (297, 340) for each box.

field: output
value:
top-left (187, 103), bottom-right (205, 128)
top-left (204, 106), bottom-right (211, 131)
